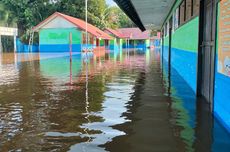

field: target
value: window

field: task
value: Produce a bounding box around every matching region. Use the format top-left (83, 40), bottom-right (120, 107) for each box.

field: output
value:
top-left (82, 33), bottom-right (93, 44)
top-left (164, 24), bottom-right (167, 37)
top-left (161, 29), bottom-right (164, 39)
top-left (173, 8), bottom-right (179, 31)
top-left (179, 1), bottom-right (185, 25)
top-left (82, 33), bottom-right (86, 44)
top-left (193, 0), bottom-right (200, 16)
top-left (169, 0), bottom-right (200, 29)
top-left (186, 0), bottom-right (192, 21)
top-left (166, 21), bottom-right (170, 36)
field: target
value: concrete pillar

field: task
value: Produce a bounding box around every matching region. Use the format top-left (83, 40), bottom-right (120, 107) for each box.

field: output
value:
top-left (0, 35), bottom-right (2, 53)
top-left (14, 35), bottom-right (17, 53)
top-left (93, 37), bottom-right (96, 47)
top-left (128, 39), bottom-right (130, 56)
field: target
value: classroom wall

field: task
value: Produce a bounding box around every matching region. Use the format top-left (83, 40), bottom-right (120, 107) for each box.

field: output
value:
top-left (109, 38), bottom-right (119, 50)
top-left (162, 17), bottom-right (199, 93)
top-left (39, 28), bottom-right (82, 53)
top-left (100, 39), bottom-right (105, 46)
top-left (170, 17), bottom-right (199, 92)
top-left (121, 39), bottom-right (148, 50)
top-left (214, 1), bottom-right (230, 132)
top-left (163, 36), bottom-right (169, 62)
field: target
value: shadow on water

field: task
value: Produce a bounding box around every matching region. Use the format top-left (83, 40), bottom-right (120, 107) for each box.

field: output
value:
top-left (0, 48), bottom-right (230, 152)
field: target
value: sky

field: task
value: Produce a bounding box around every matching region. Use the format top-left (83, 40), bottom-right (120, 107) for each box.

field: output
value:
top-left (106, 0), bottom-right (117, 6)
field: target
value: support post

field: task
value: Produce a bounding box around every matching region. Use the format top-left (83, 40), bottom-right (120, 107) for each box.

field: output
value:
top-left (14, 35), bottom-right (17, 53)
top-left (0, 35), bottom-right (2, 53)
top-left (85, 0), bottom-right (88, 54)
top-left (128, 39), bottom-right (129, 56)
top-left (69, 32), bottom-right (72, 62)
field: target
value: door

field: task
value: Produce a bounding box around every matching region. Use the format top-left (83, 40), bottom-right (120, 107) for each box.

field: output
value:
top-left (197, 0), bottom-right (217, 109)
top-left (168, 17), bottom-right (173, 95)
top-left (105, 40), bottom-right (109, 47)
top-left (168, 17), bottom-right (173, 69)
top-left (96, 39), bottom-right (99, 47)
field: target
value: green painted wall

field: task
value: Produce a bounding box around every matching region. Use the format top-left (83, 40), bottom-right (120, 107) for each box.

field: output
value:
top-left (109, 38), bottom-right (117, 45)
top-left (163, 0), bottom-right (183, 28)
top-left (163, 17), bottom-right (199, 52)
top-left (164, 36), bottom-right (169, 46)
top-left (39, 28), bottom-right (82, 45)
top-left (40, 56), bottom-right (82, 80)
top-left (171, 17), bottom-right (199, 52)
top-left (100, 39), bottom-right (105, 46)
top-left (145, 39), bottom-right (150, 47)
top-left (122, 39), bottom-right (126, 45)
top-left (120, 39), bottom-right (123, 45)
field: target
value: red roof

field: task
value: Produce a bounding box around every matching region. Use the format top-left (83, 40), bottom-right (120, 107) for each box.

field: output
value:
top-left (118, 28), bottom-right (152, 40)
top-left (33, 12), bottom-right (112, 40)
top-left (105, 28), bottom-right (156, 40)
top-left (105, 28), bottom-right (125, 38)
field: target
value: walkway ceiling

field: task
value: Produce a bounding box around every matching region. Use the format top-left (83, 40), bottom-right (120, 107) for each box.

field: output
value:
top-left (114, 0), bottom-right (176, 31)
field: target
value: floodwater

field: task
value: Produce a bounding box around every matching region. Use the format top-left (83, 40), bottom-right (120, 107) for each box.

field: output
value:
top-left (0, 49), bottom-right (230, 152)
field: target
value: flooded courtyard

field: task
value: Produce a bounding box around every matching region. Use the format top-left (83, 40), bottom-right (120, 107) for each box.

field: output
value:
top-left (0, 49), bottom-right (230, 152)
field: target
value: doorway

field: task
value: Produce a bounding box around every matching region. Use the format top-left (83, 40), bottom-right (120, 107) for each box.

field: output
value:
top-left (168, 17), bottom-right (173, 95)
top-left (0, 36), bottom-right (15, 52)
top-left (197, 0), bottom-right (217, 109)
top-left (96, 39), bottom-right (99, 47)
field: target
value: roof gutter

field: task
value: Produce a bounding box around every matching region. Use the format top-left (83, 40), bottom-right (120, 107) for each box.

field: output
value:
top-left (114, 0), bottom-right (146, 31)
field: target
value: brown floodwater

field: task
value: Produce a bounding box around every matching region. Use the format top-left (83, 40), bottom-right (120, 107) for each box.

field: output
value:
top-left (0, 49), bottom-right (230, 152)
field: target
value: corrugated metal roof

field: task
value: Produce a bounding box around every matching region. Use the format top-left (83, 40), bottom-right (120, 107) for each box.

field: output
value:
top-left (119, 28), bottom-right (147, 39)
top-left (105, 28), bottom-right (124, 38)
top-left (33, 12), bottom-right (112, 40)
top-left (106, 28), bottom-right (154, 39)
top-left (114, 0), bottom-right (176, 30)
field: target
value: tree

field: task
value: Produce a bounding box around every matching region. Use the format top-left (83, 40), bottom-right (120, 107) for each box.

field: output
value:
top-left (56, 0), bottom-right (109, 29)
top-left (1, 0), bottom-right (134, 43)
top-left (0, 3), bottom-right (16, 27)
top-left (1, 0), bottom-right (57, 42)
top-left (106, 6), bottom-right (135, 29)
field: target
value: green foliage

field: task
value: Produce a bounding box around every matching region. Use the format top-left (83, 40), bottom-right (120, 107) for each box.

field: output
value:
top-left (0, 3), bottom-right (16, 27)
top-left (1, 0), bottom-right (134, 43)
top-left (1, 0), bottom-right (57, 42)
top-left (106, 6), bottom-right (135, 28)
top-left (1, 36), bottom-right (14, 52)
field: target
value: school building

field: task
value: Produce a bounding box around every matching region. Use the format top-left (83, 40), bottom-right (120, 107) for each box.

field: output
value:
top-left (105, 27), bottom-right (159, 50)
top-left (114, 0), bottom-right (230, 132)
top-left (33, 12), bottom-right (112, 53)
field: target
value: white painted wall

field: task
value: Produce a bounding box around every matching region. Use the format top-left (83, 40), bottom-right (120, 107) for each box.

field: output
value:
top-left (42, 16), bottom-right (76, 29)
top-left (0, 27), bottom-right (18, 36)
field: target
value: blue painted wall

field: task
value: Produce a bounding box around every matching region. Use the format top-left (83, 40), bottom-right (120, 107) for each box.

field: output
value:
top-left (171, 48), bottom-right (197, 92)
top-left (39, 28), bottom-right (82, 53)
top-left (214, 73), bottom-right (230, 132)
top-left (162, 17), bottom-right (199, 93)
top-left (213, 2), bottom-right (230, 133)
top-left (16, 39), bottom-right (39, 53)
top-left (163, 46), bottom-right (169, 62)
top-left (39, 44), bottom-right (81, 53)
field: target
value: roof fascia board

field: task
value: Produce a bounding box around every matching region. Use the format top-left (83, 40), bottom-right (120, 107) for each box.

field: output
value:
top-left (114, 0), bottom-right (146, 31)
top-left (161, 0), bottom-right (182, 30)
top-left (33, 13), bottom-right (60, 31)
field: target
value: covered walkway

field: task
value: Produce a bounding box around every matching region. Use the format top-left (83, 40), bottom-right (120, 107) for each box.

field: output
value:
top-left (1, 0), bottom-right (230, 151)
top-left (1, 50), bottom-right (230, 151)
top-left (114, 0), bottom-right (230, 136)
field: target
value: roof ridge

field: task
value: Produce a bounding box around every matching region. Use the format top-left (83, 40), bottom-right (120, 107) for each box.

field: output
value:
top-left (33, 12), bottom-right (112, 40)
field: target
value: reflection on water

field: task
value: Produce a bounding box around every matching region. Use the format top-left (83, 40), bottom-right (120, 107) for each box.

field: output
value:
top-left (0, 49), bottom-right (230, 152)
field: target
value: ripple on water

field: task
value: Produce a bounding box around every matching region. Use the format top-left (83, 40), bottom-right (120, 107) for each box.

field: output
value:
top-left (68, 76), bottom-right (135, 152)
top-left (0, 103), bottom-right (23, 145)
